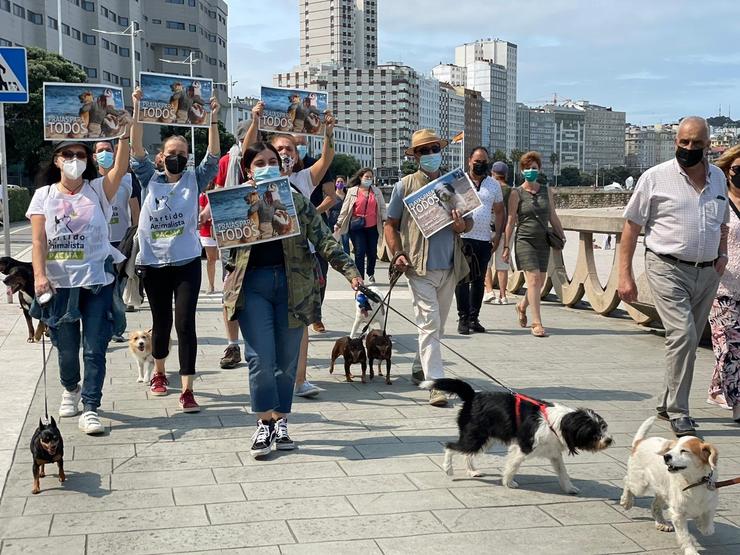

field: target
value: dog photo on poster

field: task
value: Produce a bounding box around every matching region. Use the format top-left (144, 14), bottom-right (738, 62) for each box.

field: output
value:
top-left (207, 177), bottom-right (300, 250)
top-left (138, 72), bottom-right (213, 127)
top-left (402, 168), bottom-right (482, 238)
top-left (43, 83), bottom-right (127, 141)
top-left (259, 86), bottom-right (329, 136)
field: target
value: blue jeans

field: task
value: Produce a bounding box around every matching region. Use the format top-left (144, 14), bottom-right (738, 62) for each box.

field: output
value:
top-left (349, 226), bottom-right (379, 279)
top-left (50, 283), bottom-right (114, 412)
top-left (111, 274), bottom-right (127, 337)
top-left (237, 266), bottom-right (304, 414)
top-left (341, 233), bottom-right (350, 255)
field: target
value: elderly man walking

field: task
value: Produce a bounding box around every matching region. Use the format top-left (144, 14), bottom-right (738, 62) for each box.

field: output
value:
top-left (385, 129), bottom-right (472, 406)
top-left (618, 116), bottom-right (728, 436)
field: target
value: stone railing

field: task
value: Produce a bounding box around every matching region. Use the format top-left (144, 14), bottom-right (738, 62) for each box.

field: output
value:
top-left (552, 189), bottom-right (633, 210)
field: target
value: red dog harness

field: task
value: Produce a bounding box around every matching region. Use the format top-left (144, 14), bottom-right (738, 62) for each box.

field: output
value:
top-left (514, 393), bottom-right (557, 437)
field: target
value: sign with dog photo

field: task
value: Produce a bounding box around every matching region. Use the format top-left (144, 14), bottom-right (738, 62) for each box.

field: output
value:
top-left (43, 83), bottom-right (127, 141)
top-left (206, 177), bottom-right (300, 250)
top-left (259, 86), bottom-right (329, 137)
top-left (402, 168), bottom-right (482, 238)
top-left (138, 71), bottom-right (213, 128)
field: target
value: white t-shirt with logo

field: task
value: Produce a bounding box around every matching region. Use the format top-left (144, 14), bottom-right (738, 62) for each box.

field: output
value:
top-left (462, 175), bottom-right (503, 242)
top-left (106, 173), bottom-right (133, 243)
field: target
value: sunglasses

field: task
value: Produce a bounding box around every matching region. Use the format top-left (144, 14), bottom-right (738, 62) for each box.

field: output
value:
top-left (58, 150), bottom-right (88, 161)
top-left (415, 144), bottom-right (441, 155)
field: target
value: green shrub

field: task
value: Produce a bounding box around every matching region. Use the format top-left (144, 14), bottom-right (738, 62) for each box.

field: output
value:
top-left (8, 187), bottom-right (31, 222)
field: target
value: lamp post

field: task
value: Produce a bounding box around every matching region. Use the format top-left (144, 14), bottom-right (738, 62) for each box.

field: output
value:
top-left (159, 53), bottom-right (200, 159)
top-left (92, 22), bottom-right (144, 97)
top-left (57, 0), bottom-right (63, 55)
top-left (214, 78), bottom-right (238, 135)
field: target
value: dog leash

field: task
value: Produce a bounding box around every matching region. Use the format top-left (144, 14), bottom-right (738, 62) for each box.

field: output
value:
top-left (683, 474), bottom-right (740, 491)
top-left (358, 258), bottom-right (403, 336)
top-left (41, 335), bottom-right (50, 424)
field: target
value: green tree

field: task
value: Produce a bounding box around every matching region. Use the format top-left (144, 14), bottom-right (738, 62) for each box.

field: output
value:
top-left (329, 153), bottom-right (361, 180)
top-left (579, 172), bottom-right (595, 187)
top-left (159, 120), bottom-right (235, 163)
top-left (602, 166), bottom-right (631, 186)
top-left (492, 149), bottom-right (508, 163)
top-left (509, 149), bottom-right (525, 185)
top-left (559, 166), bottom-right (581, 187)
top-left (401, 160), bottom-right (418, 176)
top-left (5, 47), bottom-right (87, 184)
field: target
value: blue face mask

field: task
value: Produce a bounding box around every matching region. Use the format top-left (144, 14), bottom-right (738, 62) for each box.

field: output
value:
top-left (253, 165), bottom-right (281, 183)
top-left (522, 169), bottom-right (539, 182)
top-left (95, 150), bottom-right (114, 170)
top-left (296, 144), bottom-right (308, 159)
top-left (419, 152), bottom-right (442, 173)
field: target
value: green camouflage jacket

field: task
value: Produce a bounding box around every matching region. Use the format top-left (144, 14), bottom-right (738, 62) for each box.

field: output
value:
top-left (223, 192), bottom-right (360, 327)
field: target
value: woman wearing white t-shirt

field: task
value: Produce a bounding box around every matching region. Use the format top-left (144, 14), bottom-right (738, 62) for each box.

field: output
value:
top-left (27, 131), bottom-right (131, 435)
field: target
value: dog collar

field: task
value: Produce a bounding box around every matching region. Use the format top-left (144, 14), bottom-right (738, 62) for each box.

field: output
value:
top-left (683, 473), bottom-right (716, 492)
top-left (514, 393), bottom-right (560, 440)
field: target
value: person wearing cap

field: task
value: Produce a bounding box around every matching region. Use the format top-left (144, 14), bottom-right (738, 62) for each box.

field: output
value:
top-left (484, 161), bottom-right (513, 305)
top-left (384, 129), bottom-right (473, 407)
top-left (27, 123), bottom-right (132, 435)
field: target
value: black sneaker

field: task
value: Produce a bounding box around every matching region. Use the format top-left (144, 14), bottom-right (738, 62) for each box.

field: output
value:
top-left (220, 344), bottom-right (242, 369)
top-left (457, 317), bottom-right (470, 335)
top-left (469, 319), bottom-right (486, 333)
top-left (250, 419), bottom-right (275, 458)
top-left (274, 417), bottom-right (295, 450)
top-left (670, 416), bottom-right (698, 437)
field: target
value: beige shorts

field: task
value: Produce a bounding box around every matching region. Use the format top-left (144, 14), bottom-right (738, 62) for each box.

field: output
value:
top-left (490, 238), bottom-right (512, 272)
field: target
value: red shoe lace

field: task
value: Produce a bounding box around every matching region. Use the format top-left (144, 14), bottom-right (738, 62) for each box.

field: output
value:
top-left (150, 373), bottom-right (168, 389)
top-left (180, 389), bottom-right (197, 407)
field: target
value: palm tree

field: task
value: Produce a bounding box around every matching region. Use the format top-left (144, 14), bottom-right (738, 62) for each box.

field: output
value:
top-left (550, 152), bottom-right (559, 187)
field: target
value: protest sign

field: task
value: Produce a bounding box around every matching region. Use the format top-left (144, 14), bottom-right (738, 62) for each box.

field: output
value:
top-left (402, 168), bottom-right (482, 238)
top-left (207, 177), bottom-right (300, 249)
top-left (43, 83), bottom-right (127, 141)
top-left (259, 86), bottom-right (328, 136)
top-left (138, 72), bottom-right (213, 127)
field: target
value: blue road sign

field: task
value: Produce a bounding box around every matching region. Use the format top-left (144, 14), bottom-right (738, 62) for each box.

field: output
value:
top-left (0, 47), bottom-right (29, 103)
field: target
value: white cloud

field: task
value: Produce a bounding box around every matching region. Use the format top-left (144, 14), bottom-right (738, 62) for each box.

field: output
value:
top-left (616, 71), bottom-right (667, 81)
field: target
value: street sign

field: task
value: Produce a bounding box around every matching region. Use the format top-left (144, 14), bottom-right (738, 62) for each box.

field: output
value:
top-left (0, 47), bottom-right (29, 104)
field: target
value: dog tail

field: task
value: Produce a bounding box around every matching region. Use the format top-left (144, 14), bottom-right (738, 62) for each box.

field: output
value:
top-left (631, 416), bottom-right (656, 448)
top-left (420, 378), bottom-right (475, 402)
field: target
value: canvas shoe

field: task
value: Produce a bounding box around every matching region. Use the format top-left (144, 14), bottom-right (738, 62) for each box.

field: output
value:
top-left (179, 389), bottom-right (200, 413)
top-left (274, 417), bottom-right (296, 450)
top-left (250, 419), bottom-right (275, 458)
top-left (59, 386), bottom-right (81, 417)
top-left (429, 389), bottom-right (448, 407)
top-left (149, 373), bottom-right (169, 396)
top-left (295, 381), bottom-right (321, 398)
top-left (482, 291), bottom-right (496, 304)
top-left (78, 411), bottom-right (104, 435)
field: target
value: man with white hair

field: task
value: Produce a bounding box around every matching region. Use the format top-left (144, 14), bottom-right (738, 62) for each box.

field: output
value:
top-left (618, 116), bottom-right (728, 437)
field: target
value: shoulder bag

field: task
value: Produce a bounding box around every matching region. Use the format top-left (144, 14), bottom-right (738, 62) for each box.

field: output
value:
top-left (527, 187), bottom-right (565, 251)
top-left (350, 189), bottom-right (369, 231)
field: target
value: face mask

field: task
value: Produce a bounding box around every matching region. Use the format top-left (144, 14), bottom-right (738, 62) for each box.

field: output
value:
top-left (280, 153), bottom-right (296, 173)
top-left (361, 178), bottom-right (372, 188)
top-left (336, 181), bottom-right (345, 190)
top-left (95, 151), bottom-right (114, 170)
top-left (62, 158), bottom-right (87, 180)
top-left (419, 152), bottom-right (442, 173)
top-left (252, 165), bottom-right (281, 183)
top-left (730, 173), bottom-right (740, 188)
top-left (675, 146), bottom-right (704, 168)
top-left (472, 161), bottom-right (489, 176)
top-left (164, 154), bottom-right (188, 175)
top-left (522, 169), bottom-right (539, 182)
top-left (296, 145), bottom-right (308, 159)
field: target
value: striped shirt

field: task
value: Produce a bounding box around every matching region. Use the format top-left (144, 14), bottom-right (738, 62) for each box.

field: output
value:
top-left (623, 158), bottom-right (728, 263)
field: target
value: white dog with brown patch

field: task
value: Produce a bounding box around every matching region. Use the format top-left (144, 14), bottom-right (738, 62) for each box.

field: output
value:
top-left (620, 417), bottom-right (719, 555)
top-left (128, 330), bottom-right (154, 383)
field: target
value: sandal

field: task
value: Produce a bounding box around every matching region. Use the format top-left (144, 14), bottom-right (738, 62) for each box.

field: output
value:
top-left (515, 303), bottom-right (527, 328)
top-left (531, 323), bottom-right (547, 337)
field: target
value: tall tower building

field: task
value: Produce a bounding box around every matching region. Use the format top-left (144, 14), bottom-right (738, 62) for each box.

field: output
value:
top-left (300, 0), bottom-right (377, 68)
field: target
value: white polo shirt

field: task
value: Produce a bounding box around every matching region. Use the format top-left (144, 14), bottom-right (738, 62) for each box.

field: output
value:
top-left (461, 175), bottom-right (503, 242)
top-left (623, 158), bottom-right (728, 263)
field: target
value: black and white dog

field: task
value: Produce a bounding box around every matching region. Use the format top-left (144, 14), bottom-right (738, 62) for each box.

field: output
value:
top-left (422, 378), bottom-right (613, 494)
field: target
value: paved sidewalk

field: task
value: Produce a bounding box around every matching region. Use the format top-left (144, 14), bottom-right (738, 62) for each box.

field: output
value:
top-left (0, 261), bottom-right (738, 554)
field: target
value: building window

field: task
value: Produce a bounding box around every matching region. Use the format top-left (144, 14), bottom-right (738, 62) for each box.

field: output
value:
top-left (27, 10), bottom-right (43, 24)
top-left (11, 3), bottom-right (24, 17)
top-left (84, 67), bottom-right (97, 78)
top-left (81, 1), bottom-right (94, 12)
top-left (121, 77), bottom-right (131, 87)
top-left (71, 28), bottom-right (80, 40)
top-left (189, 24), bottom-right (196, 32)
top-left (0, 38), bottom-right (11, 46)
top-left (82, 33), bottom-right (96, 45)
top-left (166, 0), bottom-right (184, 3)
top-left (119, 47), bottom-right (130, 57)
top-left (164, 46), bottom-right (178, 55)
top-left (62, 23), bottom-right (70, 36)
top-left (188, 0), bottom-right (196, 5)
top-left (166, 21), bottom-right (185, 30)
top-left (0, 1), bottom-right (9, 13)
top-left (103, 70), bottom-right (111, 81)
top-left (119, 16), bottom-right (129, 26)
top-left (48, 16), bottom-right (58, 29)
top-left (152, 18), bottom-right (161, 24)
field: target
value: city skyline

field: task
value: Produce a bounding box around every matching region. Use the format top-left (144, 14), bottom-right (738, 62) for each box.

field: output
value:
top-left (229, 0), bottom-right (740, 125)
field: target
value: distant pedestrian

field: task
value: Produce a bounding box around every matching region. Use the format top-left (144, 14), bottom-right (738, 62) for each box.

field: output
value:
top-left (619, 116), bottom-right (728, 436)
top-left (706, 144), bottom-right (740, 423)
top-left (503, 151), bottom-right (566, 337)
top-left (199, 182), bottom-right (219, 294)
top-left (328, 176), bottom-right (350, 254)
top-left (484, 161), bottom-right (512, 305)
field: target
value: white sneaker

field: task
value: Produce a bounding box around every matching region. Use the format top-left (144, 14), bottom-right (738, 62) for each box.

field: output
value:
top-left (295, 381), bottom-right (321, 398)
top-left (482, 291), bottom-right (496, 304)
top-left (499, 296), bottom-right (510, 305)
top-left (367, 275), bottom-right (376, 284)
top-left (59, 386), bottom-right (81, 417)
top-left (78, 411), bottom-right (104, 435)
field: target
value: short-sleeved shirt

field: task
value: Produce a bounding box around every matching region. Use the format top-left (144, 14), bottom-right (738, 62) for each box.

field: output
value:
top-left (387, 181), bottom-right (455, 271)
top-left (623, 159), bottom-right (728, 263)
top-left (462, 175), bottom-right (503, 242)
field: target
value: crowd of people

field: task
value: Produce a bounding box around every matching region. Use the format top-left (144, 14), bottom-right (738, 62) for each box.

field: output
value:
top-left (21, 98), bottom-right (738, 457)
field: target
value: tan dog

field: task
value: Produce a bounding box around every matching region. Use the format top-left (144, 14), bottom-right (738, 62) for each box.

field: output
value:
top-left (128, 330), bottom-right (154, 383)
top-left (620, 417), bottom-right (719, 555)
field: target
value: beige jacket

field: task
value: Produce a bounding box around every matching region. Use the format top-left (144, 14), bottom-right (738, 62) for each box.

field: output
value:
top-left (336, 185), bottom-right (387, 236)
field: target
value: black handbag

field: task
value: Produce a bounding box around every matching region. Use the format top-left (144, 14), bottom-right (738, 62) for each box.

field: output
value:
top-left (349, 189), bottom-right (370, 231)
top-left (458, 242), bottom-right (482, 285)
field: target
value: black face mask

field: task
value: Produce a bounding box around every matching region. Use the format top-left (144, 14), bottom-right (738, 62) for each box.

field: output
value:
top-left (675, 146), bottom-right (704, 168)
top-left (472, 161), bottom-right (489, 176)
top-left (164, 154), bottom-right (188, 175)
top-left (730, 172), bottom-right (740, 188)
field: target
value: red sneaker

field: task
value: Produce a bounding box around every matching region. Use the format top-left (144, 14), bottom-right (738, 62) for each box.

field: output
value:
top-left (149, 373), bottom-right (169, 396)
top-left (179, 389), bottom-right (200, 413)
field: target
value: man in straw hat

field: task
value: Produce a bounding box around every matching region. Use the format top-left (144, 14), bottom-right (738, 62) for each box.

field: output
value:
top-left (385, 129), bottom-right (473, 407)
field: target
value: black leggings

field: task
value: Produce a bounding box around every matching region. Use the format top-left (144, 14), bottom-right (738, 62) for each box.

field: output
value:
top-left (142, 258), bottom-right (201, 375)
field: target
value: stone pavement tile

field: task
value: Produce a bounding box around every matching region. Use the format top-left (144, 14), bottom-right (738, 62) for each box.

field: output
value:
top-left (105, 408), bottom-right (170, 421)
top-left (0, 498), bottom-right (25, 518)
top-left (112, 452), bottom-right (242, 473)
top-left (0, 534), bottom-right (86, 555)
top-left (23, 488), bottom-right (174, 516)
top-left (110, 415), bottom-right (223, 430)
top-left (86, 521), bottom-right (292, 553)
top-left (214, 461), bottom-right (344, 484)
top-left (188, 548), bottom-right (280, 555)
top-left (236, 446), bottom-right (363, 466)
top-left (50, 505), bottom-right (208, 535)
top-left (242, 474), bottom-right (416, 501)
top-left (134, 438), bottom-right (246, 457)
top-left (288, 511), bottom-right (444, 543)
top-left (612, 517), bottom-right (740, 551)
top-left (0, 514), bottom-right (51, 539)
top-left (339, 455), bottom-right (439, 476)
top-left (293, 429), bottom-right (400, 446)
top-left (449, 480), bottom-right (623, 508)
top-left (347, 489), bottom-right (464, 515)
top-left (72, 443), bottom-right (136, 460)
top-left (58, 427), bottom-right (174, 446)
top-left (390, 428), bottom-right (459, 444)
top-left (207, 495), bottom-right (356, 524)
top-left (111, 468), bottom-right (215, 490)
top-left (540, 500), bottom-right (631, 525)
top-left (354, 441), bottom-right (443, 459)
top-left (172, 483), bottom-right (245, 505)
top-left (319, 408), bottom-right (405, 421)
top-left (375, 524), bottom-right (642, 555)
top-left (1, 472), bottom-right (110, 498)
top-left (279, 539), bottom-right (382, 554)
top-left (433, 505), bottom-right (560, 532)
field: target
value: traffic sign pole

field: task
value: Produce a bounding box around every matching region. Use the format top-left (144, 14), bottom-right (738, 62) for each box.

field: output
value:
top-left (0, 103), bottom-right (9, 258)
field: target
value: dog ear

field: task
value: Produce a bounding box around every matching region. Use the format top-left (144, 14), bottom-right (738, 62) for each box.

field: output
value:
top-left (655, 440), bottom-right (674, 456)
top-left (701, 443), bottom-right (719, 469)
top-left (39, 417), bottom-right (45, 429)
top-left (49, 416), bottom-right (57, 429)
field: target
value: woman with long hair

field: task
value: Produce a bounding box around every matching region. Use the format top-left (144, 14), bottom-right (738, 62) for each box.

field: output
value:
top-left (199, 181), bottom-right (219, 294)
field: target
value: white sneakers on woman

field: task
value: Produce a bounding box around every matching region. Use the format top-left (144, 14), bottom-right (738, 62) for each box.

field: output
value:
top-left (59, 386), bottom-right (81, 417)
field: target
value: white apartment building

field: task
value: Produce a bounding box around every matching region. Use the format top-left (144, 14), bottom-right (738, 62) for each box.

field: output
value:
top-left (431, 63), bottom-right (466, 87)
top-left (625, 124), bottom-right (677, 170)
top-left (439, 83), bottom-right (465, 170)
top-left (300, 0), bottom-right (377, 69)
top-left (419, 74), bottom-right (441, 136)
top-left (220, 96), bottom-right (259, 137)
top-left (307, 126), bottom-right (374, 168)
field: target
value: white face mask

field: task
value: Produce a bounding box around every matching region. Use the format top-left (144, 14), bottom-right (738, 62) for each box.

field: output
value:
top-left (62, 158), bottom-right (87, 180)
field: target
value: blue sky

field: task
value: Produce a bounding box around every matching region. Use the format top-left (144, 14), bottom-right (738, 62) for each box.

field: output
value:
top-left (227, 0), bottom-right (740, 125)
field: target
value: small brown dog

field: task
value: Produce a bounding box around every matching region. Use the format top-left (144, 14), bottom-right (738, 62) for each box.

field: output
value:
top-left (329, 336), bottom-right (367, 382)
top-left (30, 416), bottom-right (65, 494)
top-left (128, 329), bottom-right (154, 383)
top-left (366, 330), bottom-right (393, 384)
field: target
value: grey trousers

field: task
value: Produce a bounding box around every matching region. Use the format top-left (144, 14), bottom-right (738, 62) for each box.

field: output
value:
top-left (645, 251), bottom-right (720, 418)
